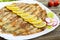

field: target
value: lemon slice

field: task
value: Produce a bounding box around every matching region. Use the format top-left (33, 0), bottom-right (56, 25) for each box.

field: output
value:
top-left (23, 15), bottom-right (37, 22)
top-left (13, 9), bottom-right (24, 14)
top-left (31, 19), bottom-right (42, 24)
top-left (20, 13), bottom-right (29, 17)
top-left (6, 5), bottom-right (19, 11)
top-left (34, 22), bottom-right (46, 28)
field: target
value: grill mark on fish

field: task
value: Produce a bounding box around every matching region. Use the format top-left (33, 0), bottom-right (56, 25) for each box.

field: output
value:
top-left (2, 13), bottom-right (12, 21)
top-left (24, 5), bottom-right (36, 15)
top-left (23, 4), bottom-right (33, 12)
top-left (3, 17), bottom-right (18, 32)
top-left (18, 3), bottom-right (28, 8)
top-left (10, 18), bottom-right (23, 32)
top-left (2, 15), bottom-right (18, 27)
top-left (0, 10), bottom-right (9, 19)
top-left (40, 10), bottom-right (47, 20)
top-left (21, 5), bottom-right (29, 10)
top-left (9, 18), bottom-right (25, 32)
top-left (0, 13), bottom-right (12, 26)
top-left (5, 19), bottom-right (18, 32)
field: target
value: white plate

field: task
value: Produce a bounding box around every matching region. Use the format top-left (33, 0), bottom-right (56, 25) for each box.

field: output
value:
top-left (0, 1), bottom-right (59, 40)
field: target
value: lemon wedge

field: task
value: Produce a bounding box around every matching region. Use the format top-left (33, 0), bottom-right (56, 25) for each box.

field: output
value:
top-left (34, 22), bottom-right (46, 28)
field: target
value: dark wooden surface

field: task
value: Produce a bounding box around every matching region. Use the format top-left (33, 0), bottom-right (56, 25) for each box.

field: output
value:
top-left (0, 0), bottom-right (60, 40)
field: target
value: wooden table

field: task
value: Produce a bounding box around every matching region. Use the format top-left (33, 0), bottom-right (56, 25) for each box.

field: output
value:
top-left (0, 0), bottom-right (60, 40)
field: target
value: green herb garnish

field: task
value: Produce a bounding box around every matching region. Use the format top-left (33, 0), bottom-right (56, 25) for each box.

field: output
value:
top-left (47, 25), bottom-right (52, 29)
top-left (47, 12), bottom-right (54, 18)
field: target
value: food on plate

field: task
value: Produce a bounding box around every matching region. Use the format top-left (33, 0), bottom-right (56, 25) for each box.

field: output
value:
top-left (0, 3), bottom-right (57, 36)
